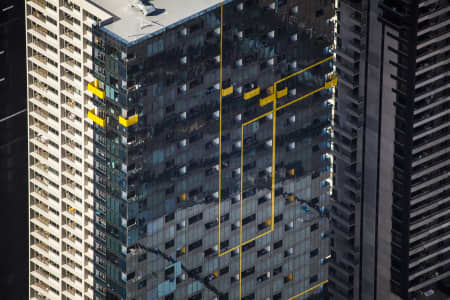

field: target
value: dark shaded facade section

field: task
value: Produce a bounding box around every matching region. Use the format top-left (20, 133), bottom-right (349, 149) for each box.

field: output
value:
top-left (0, 0), bottom-right (28, 299)
top-left (89, 0), bottom-right (335, 299)
top-left (330, 0), bottom-right (449, 299)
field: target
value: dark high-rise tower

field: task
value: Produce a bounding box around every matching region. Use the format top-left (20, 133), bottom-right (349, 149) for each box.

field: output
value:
top-left (0, 0), bottom-right (27, 298)
top-left (330, 0), bottom-right (449, 299)
top-left (87, 0), bottom-right (336, 299)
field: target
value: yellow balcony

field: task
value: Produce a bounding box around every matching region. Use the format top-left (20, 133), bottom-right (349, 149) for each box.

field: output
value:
top-left (259, 93), bottom-right (275, 106)
top-left (221, 85), bottom-right (233, 97)
top-left (119, 114), bottom-right (138, 127)
top-left (88, 109), bottom-right (105, 127)
top-left (88, 79), bottom-right (105, 99)
top-left (324, 75), bottom-right (338, 89)
top-left (276, 87), bottom-right (288, 98)
top-left (243, 87), bottom-right (260, 100)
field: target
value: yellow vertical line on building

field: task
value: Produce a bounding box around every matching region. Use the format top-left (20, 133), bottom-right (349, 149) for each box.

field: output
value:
top-left (272, 83), bottom-right (277, 230)
top-left (239, 244), bottom-right (243, 300)
top-left (218, 1), bottom-right (223, 255)
top-left (239, 124), bottom-right (244, 300)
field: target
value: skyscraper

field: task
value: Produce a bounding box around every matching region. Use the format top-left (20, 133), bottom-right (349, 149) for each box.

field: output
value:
top-left (1, 0), bottom-right (27, 298)
top-left (26, 0), bottom-right (111, 298)
top-left (87, 0), bottom-right (335, 299)
top-left (330, 0), bottom-right (449, 299)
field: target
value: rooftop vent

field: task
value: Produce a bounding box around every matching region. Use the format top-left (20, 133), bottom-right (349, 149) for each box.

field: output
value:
top-left (130, 0), bottom-right (156, 16)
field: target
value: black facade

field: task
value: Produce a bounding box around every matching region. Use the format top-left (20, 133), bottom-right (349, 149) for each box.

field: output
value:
top-left (0, 0), bottom-right (28, 299)
top-left (330, 0), bottom-right (449, 299)
top-left (89, 0), bottom-right (335, 299)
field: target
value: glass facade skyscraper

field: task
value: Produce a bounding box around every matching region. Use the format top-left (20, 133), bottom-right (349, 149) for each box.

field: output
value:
top-left (88, 0), bottom-right (335, 299)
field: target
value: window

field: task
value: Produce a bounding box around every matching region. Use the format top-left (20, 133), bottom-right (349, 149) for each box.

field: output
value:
top-left (311, 223), bottom-right (318, 231)
top-left (310, 274), bottom-right (318, 284)
top-left (147, 39), bottom-right (164, 57)
top-left (165, 239), bottom-right (175, 249)
top-left (188, 239), bottom-right (202, 251)
top-left (189, 213), bottom-right (203, 225)
top-left (138, 253), bottom-right (147, 262)
top-left (165, 212), bottom-right (175, 223)
top-left (137, 279), bottom-right (146, 289)
top-left (310, 248), bottom-right (319, 257)
top-left (274, 240), bottom-right (282, 249)
top-left (242, 214), bottom-right (256, 225)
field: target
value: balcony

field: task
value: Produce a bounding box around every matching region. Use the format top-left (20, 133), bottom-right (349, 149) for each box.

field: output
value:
top-left (119, 114), bottom-right (138, 127)
top-left (243, 87), bottom-right (260, 100)
top-left (221, 85), bottom-right (233, 97)
top-left (88, 109), bottom-right (105, 127)
top-left (87, 79), bottom-right (105, 99)
top-left (276, 87), bottom-right (288, 98)
top-left (259, 93), bottom-right (275, 107)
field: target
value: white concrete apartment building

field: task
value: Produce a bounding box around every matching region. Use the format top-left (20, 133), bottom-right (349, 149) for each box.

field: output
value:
top-left (26, 0), bottom-right (110, 298)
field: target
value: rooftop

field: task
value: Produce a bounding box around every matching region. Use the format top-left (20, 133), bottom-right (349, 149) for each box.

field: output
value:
top-left (90, 0), bottom-right (228, 45)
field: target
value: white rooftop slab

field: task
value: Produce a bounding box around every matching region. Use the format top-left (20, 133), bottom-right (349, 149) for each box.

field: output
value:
top-left (90, 0), bottom-right (227, 45)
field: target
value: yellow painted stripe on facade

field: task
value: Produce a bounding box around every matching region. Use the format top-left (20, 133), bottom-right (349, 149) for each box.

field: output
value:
top-left (119, 114), bottom-right (138, 127)
top-left (87, 80), bottom-right (105, 99)
top-left (222, 85), bottom-right (233, 96)
top-left (243, 87), bottom-right (260, 100)
top-left (88, 109), bottom-right (105, 127)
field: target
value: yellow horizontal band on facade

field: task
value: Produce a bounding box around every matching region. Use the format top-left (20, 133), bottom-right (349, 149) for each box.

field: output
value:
top-left (119, 114), bottom-right (138, 127)
top-left (259, 93), bottom-right (275, 106)
top-left (243, 87), bottom-right (260, 100)
top-left (88, 80), bottom-right (105, 99)
top-left (88, 109), bottom-right (105, 127)
top-left (221, 85), bottom-right (233, 96)
top-left (276, 87), bottom-right (288, 98)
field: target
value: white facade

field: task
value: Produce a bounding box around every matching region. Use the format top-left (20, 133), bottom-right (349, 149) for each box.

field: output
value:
top-left (26, 0), bottom-right (110, 298)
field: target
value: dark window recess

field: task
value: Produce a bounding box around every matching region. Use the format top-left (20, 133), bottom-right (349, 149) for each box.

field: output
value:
top-left (127, 272), bottom-right (135, 280)
top-left (220, 213), bottom-right (230, 222)
top-left (220, 266), bottom-right (229, 275)
top-left (275, 188), bottom-right (283, 196)
top-left (242, 293), bottom-right (255, 300)
top-left (273, 292), bottom-right (282, 300)
top-left (165, 212), bottom-right (175, 223)
top-left (242, 240), bottom-right (255, 252)
top-left (243, 188), bottom-right (256, 199)
top-left (241, 267), bottom-right (255, 279)
top-left (165, 294), bottom-right (174, 300)
top-left (205, 220), bottom-right (218, 229)
top-left (191, 266), bottom-right (202, 276)
top-left (189, 239), bottom-right (203, 251)
top-left (188, 294), bottom-right (202, 300)
top-left (231, 248), bottom-right (239, 257)
top-left (310, 274), bottom-right (318, 284)
top-left (220, 240), bottom-right (229, 249)
top-left (311, 223), bottom-right (319, 231)
top-left (204, 248), bottom-right (216, 257)
top-left (165, 239), bottom-right (175, 249)
top-left (137, 279), bottom-right (147, 289)
top-left (188, 213), bottom-right (203, 225)
top-left (242, 214), bottom-right (256, 225)
top-left (165, 266), bottom-right (175, 280)
top-left (274, 214), bottom-right (283, 223)
top-left (165, 185), bottom-right (175, 195)
top-left (273, 266), bottom-right (282, 276)
top-left (138, 253), bottom-right (147, 262)
top-left (257, 247), bottom-right (269, 257)
top-left (274, 240), bottom-right (283, 249)
top-left (165, 104), bottom-right (175, 113)
top-left (310, 248), bottom-right (319, 257)
top-left (258, 196), bottom-right (268, 205)
top-left (244, 161), bottom-right (256, 171)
